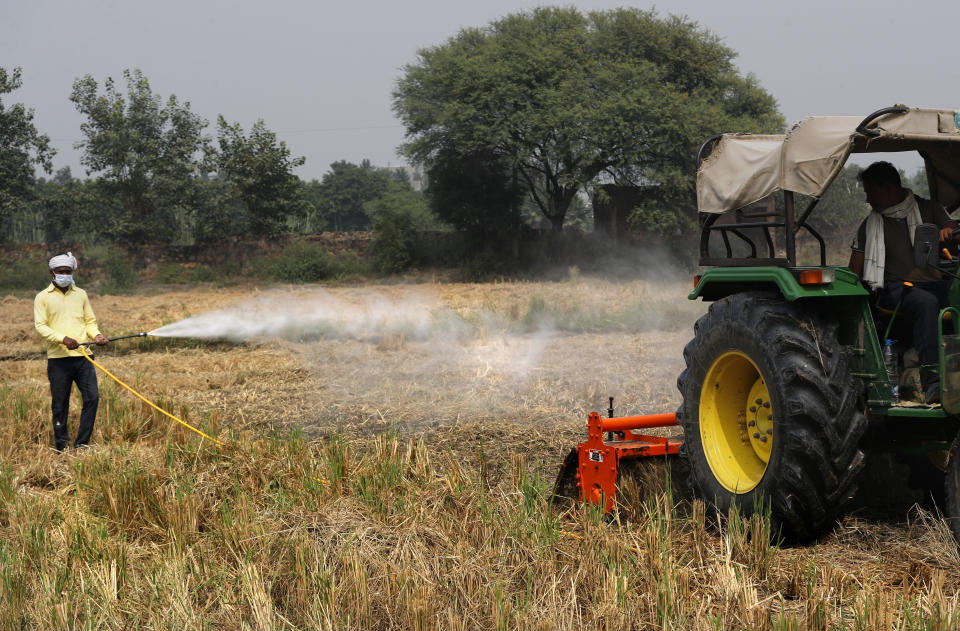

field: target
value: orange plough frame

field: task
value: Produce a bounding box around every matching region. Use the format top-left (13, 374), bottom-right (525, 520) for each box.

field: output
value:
top-left (572, 411), bottom-right (682, 512)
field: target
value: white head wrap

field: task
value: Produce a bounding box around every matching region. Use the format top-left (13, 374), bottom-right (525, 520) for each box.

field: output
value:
top-left (48, 252), bottom-right (78, 271)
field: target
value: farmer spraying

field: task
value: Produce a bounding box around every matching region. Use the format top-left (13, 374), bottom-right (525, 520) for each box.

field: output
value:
top-left (33, 252), bottom-right (109, 451)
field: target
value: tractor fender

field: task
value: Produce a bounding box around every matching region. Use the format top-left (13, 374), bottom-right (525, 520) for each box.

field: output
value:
top-left (690, 266), bottom-right (868, 302)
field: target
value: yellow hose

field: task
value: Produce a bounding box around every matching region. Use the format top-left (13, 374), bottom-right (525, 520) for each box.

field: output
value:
top-left (79, 346), bottom-right (224, 445)
top-left (79, 345), bottom-right (328, 485)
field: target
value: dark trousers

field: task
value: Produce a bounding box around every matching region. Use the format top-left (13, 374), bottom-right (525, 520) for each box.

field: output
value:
top-left (47, 356), bottom-right (99, 450)
top-left (877, 280), bottom-right (951, 391)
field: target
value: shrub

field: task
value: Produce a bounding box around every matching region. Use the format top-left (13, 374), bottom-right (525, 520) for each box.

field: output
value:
top-left (154, 263), bottom-right (219, 284)
top-left (190, 264), bottom-right (218, 283)
top-left (256, 241), bottom-right (342, 282)
top-left (154, 262), bottom-right (192, 284)
top-left (461, 248), bottom-right (512, 281)
top-left (0, 258), bottom-right (49, 293)
top-left (365, 183), bottom-right (442, 275)
top-left (85, 245), bottom-right (138, 294)
top-left (367, 208), bottom-right (416, 274)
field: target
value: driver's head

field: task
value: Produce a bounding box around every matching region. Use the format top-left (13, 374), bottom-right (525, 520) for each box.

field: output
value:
top-left (859, 161), bottom-right (905, 211)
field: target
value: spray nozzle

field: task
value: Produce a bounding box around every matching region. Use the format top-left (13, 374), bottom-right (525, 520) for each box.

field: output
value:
top-left (80, 332), bottom-right (149, 347)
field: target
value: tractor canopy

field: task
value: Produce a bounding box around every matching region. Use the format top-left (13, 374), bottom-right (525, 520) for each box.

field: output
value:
top-left (697, 106), bottom-right (960, 215)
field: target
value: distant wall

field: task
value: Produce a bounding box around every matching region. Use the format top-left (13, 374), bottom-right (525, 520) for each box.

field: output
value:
top-left (0, 232), bottom-right (374, 268)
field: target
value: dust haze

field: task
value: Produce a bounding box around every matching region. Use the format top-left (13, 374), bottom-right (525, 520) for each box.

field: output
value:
top-left (147, 281), bottom-right (704, 429)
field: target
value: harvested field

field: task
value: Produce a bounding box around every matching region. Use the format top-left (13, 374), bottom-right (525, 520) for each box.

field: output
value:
top-left (2, 279), bottom-right (960, 628)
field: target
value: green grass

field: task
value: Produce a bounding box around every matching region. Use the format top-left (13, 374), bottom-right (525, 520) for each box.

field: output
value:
top-left (0, 258), bottom-right (50, 293)
top-left (84, 245), bottom-right (139, 295)
top-left (153, 262), bottom-right (219, 284)
top-left (253, 241), bottom-right (363, 283)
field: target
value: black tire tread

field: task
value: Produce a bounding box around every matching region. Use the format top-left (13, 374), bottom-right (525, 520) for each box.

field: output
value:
top-left (677, 292), bottom-right (868, 542)
top-left (944, 435), bottom-right (960, 542)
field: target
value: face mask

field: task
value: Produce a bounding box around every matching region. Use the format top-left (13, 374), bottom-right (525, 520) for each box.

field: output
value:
top-left (53, 274), bottom-right (73, 288)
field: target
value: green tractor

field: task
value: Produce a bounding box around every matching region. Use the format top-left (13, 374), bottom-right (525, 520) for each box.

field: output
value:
top-left (681, 105), bottom-right (960, 543)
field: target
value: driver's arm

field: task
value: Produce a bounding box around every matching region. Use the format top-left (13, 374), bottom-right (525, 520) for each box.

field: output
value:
top-left (932, 199), bottom-right (958, 242)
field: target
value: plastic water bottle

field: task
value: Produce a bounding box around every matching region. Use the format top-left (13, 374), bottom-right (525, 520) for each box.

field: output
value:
top-left (884, 339), bottom-right (899, 404)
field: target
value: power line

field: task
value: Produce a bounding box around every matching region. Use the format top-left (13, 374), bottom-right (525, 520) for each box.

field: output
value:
top-left (277, 124), bottom-right (403, 133)
top-left (46, 123), bottom-right (403, 143)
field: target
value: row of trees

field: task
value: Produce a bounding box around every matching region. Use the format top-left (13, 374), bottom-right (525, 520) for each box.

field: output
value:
top-left (2, 67), bottom-right (423, 245)
top-left (5, 8), bottom-right (808, 254)
top-left (8, 160), bottom-right (420, 245)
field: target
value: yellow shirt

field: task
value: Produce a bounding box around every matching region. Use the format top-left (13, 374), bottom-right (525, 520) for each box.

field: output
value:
top-left (34, 283), bottom-right (102, 358)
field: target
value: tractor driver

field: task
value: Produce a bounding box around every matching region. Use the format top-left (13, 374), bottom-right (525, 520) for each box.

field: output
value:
top-left (848, 161), bottom-right (959, 404)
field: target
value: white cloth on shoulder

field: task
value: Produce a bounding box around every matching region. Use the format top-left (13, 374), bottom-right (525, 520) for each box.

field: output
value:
top-left (48, 252), bottom-right (78, 271)
top-left (862, 189), bottom-right (920, 290)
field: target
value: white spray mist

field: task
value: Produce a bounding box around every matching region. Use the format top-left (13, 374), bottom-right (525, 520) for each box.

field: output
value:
top-left (148, 288), bottom-right (556, 384)
top-left (150, 289), bottom-right (447, 342)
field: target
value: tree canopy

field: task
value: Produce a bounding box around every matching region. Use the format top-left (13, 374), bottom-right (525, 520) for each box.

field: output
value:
top-left (0, 67), bottom-right (55, 232)
top-left (70, 68), bottom-right (210, 242)
top-left (424, 146), bottom-right (521, 238)
top-left (393, 7), bottom-right (785, 233)
top-left (312, 160), bottom-right (407, 231)
top-left (214, 116), bottom-right (308, 238)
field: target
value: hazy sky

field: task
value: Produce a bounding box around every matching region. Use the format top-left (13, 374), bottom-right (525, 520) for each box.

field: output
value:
top-left (3, 0), bottom-right (957, 181)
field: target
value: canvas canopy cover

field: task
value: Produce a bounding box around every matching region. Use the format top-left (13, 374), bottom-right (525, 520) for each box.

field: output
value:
top-left (697, 106), bottom-right (960, 215)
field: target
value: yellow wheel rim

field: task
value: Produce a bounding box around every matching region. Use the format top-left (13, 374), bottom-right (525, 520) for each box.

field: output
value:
top-left (699, 351), bottom-right (774, 493)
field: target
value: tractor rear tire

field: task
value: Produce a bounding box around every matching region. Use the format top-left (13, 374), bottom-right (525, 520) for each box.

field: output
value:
top-left (943, 434), bottom-right (960, 543)
top-left (677, 292), bottom-right (867, 543)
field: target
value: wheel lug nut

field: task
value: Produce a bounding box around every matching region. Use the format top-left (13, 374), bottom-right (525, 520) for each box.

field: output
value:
top-left (748, 420), bottom-right (756, 427)
top-left (766, 429), bottom-right (773, 435)
top-left (767, 414), bottom-right (772, 420)
top-left (763, 402), bottom-right (770, 408)
top-left (755, 398), bottom-right (763, 405)
top-left (753, 432), bottom-right (761, 439)
top-left (760, 435), bottom-right (768, 442)
top-left (749, 406), bottom-right (757, 412)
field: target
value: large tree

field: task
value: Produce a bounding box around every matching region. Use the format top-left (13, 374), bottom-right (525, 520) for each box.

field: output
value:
top-left (314, 160), bottom-right (405, 231)
top-left (213, 116), bottom-right (308, 238)
top-left (0, 67), bottom-right (55, 237)
top-left (425, 146), bottom-right (520, 234)
top-left (70, 68), bottom-right (210, 242)
top-left (393, 7), bottom-right (784, 233)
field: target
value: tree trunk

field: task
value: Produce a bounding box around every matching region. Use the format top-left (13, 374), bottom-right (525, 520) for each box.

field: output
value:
top-left (510, 165), bottom-right (520, 260)
top-left (549, 213), bottom-right (564, 232)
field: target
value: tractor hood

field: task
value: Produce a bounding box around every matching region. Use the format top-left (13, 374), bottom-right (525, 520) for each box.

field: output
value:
top-left (697, 106), bottom-right (960, 214)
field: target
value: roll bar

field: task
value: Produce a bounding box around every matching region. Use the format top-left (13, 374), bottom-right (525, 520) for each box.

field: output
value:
top-left (854, 105), bottom-right (910, 137)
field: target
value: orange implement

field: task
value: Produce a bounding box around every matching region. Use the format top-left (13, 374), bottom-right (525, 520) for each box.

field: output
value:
top-left (553, 411), bottom-right (682, 512)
